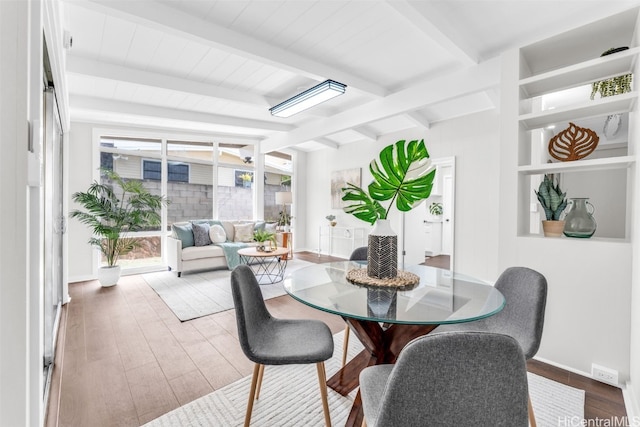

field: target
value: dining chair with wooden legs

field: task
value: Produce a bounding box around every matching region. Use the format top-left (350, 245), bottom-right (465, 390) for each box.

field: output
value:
top-left (435, 266), bottom-right (547, 427)
top-left (230, 265), bottom-right (334, 427)
top-left (359, 331), bottom-right (530, 427)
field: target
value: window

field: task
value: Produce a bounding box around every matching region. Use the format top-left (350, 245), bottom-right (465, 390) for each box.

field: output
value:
top-left (142, 160), bottom-right (189, 183)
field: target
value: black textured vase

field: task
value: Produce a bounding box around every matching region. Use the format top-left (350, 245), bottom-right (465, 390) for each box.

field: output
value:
top-left (367, 219), bottom-right (398, 279)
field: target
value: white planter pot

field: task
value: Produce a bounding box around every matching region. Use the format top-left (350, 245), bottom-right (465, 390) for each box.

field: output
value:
top-left (98, 265), bottom-right (121, 287)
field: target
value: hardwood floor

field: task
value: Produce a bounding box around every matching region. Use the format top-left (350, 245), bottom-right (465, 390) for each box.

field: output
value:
top-left (46, 252), bottom-right (628, 426)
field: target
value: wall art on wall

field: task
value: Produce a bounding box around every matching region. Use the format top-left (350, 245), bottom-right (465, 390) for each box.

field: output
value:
top-left (331, 168), bottom-right (361, 209)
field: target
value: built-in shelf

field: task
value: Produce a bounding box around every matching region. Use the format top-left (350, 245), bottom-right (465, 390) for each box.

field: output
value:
top-left (518, 155), bottom-right (635, 175)
top-left (519, 46), bottom-right (640, 97)
top-left (517, 234), bottom-right (631, 244)
top-left (519, 92), bottom-right (637, 129)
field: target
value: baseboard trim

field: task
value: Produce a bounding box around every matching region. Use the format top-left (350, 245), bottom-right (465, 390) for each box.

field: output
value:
top-left (532, 356), bottom-right (619, 387)
top-left (623, 381), bottom-right (639, 422)
top-left (68, 274), bottom-right (95, 284)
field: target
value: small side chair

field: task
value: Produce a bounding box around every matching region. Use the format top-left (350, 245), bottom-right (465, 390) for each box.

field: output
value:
top-left (230, 265), bottom-right (334, 427)
top-left (359, 331), bottom-right (530, 427)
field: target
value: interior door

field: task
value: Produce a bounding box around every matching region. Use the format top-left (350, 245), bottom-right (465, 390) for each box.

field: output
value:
top-left (441, 174), bottom-right (454, 256)
top-left (43, 87), bottom-right (64, 396)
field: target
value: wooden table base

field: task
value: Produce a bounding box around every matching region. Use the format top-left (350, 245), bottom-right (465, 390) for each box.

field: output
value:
top-left (327, 318), bottom-right (438, 427)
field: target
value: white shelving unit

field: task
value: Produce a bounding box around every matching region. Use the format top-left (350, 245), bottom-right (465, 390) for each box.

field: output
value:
top-left (498, 7), bottom-right (639, 386)
top-left (318, 226), bottom-right (366, 258)
top-left (512, 10), bottom-right (639, 241)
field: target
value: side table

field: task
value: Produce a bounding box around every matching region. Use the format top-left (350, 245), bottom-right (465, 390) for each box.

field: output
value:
top-left (237, 247), bottom-right (289, 284)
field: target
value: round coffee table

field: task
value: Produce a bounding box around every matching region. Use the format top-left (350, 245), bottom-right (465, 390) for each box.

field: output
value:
top-left (237, 247), bottom-right (290, 284)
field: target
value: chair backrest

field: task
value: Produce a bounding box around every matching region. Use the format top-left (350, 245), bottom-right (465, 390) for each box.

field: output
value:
top-left (374, 331), bottom-right (529, 427)
top-left (230, 265), bottom-right (273, 361)
top-left (349, 246), bottom-right (368, 261)
top-left (490, 266), bottom-right (548, 359)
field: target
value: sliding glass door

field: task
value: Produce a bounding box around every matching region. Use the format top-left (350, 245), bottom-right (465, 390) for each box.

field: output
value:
top-left (43, 87), bottom-right (64, 398)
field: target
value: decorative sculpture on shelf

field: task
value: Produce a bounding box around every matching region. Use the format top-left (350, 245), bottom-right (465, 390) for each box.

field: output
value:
top-left (548, 122), bottom-right (599, 162)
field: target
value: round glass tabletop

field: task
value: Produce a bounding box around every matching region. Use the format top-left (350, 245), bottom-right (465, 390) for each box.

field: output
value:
top-left (284, 261), bottom-right (505, 325)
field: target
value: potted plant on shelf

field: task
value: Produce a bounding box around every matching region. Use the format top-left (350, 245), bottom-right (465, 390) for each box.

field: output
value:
top-left (534, 174), bottom-right (567, 237)
top-left (342, 139), bottom-right (436, 279)
top-left (253, 229), bottom-right (277, 252)
top-left (71, 169), bottom-right (168, 287)
top-left (325, 214), bottom-right (337, 227)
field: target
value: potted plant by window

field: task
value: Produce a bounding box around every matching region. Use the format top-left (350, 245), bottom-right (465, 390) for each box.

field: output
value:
top-left (71, 169), bottom-right (168, 287)
top-left (341, 139), bottom-right (436, 279)
top-left (277, 210), bottom-right (292, 232)
top-left (534, 174), bottom-right (567, 237)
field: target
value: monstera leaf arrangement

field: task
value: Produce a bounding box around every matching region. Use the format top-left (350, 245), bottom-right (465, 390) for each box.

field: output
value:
top-left (341, 139), bottom-right (436, 224)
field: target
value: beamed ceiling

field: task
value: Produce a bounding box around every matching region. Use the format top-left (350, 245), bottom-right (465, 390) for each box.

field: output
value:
top-left (62, 0), bottom-right (640, 152)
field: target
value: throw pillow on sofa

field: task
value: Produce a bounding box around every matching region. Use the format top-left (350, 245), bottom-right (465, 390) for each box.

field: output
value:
top-left (234, 222), bottom-right (255, 242)
top-left (192, 222), bottom-right (212, 246)
top-left (209, 224), bottom-right (226, 243)
top-left (172, 222), bottom-right (195, 248)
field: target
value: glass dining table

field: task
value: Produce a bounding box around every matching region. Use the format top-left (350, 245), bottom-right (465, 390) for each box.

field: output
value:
top-left (283, 261), bottom-right (505, 427)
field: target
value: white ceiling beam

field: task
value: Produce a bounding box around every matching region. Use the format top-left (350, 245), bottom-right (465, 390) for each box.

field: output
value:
top-left (313, 137), bottom-right (340, 150)
top-left (352, 126), bottom-right (378, 142)
top-left (67, 56), bottom-right (270, 107)
top-left (71, 95), bottom-right (294, 133)
top-left (404, 112), bottom-right (431, 130)
top-left (261, 57), bottom-right (500, 152)
top-left (385, 0), bottom-right (478, 66)
top-left (78, 0), bottom-right (387, 97)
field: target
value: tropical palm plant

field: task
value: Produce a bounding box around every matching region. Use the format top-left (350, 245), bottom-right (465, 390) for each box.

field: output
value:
top-left (341, 139), bottom-right (436, 224)
top-left (71, 169), bottom-right (168, 267)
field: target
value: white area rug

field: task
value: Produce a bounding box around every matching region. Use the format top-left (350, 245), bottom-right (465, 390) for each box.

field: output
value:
top-left (144, 331), bottom-right (585, 427)
top-left (143, 259), bottom-right (313, 321)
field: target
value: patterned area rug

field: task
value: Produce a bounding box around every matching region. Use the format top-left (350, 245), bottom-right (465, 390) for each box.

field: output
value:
top-left (143, 259), bottom-right (313, 321)
top-left (143, 331), bottom-right (585, 427)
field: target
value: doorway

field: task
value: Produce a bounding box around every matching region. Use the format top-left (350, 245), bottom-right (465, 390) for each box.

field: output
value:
top-left (402, 157), bottom-right (455, 270)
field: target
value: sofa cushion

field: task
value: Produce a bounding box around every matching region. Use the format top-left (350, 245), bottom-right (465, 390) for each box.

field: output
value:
top-left (220, 221), bottom-right (235, 242)
top-left (192, 222), bottom-right (212, 246)
top-left (265, 222), bottom-right (277, 233)
top-left (234, 222), bottom-right (255, 242)
top-left (172, 222), bottom-right (194, 248)
top-left (181, 245), bottom-right (225, 261)
top-left (254, 221), bottom-right (266, 232)
top-left (209, 224), bottom-right (226, 243)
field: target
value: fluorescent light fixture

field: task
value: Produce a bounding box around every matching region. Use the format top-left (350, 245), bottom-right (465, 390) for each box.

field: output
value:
top-left (269, 80), bottom-right (347, 118)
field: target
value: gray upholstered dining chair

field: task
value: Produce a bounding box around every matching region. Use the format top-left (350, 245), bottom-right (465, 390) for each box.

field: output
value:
top-left (230, 265), bottom-right (334, 427)
top-left (359, 331), bottom-right (530, 427)
top-left (434, 266), bottom-right (547, 427)
top-left (341, 246), bottom-right (368, 367)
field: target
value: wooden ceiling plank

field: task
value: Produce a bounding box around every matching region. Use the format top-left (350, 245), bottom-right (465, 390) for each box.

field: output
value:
top-left (385, 0), bottom-right (478, 67)
top-left (71, 95), bottom-right (294, 132)
top-left (67, 56), bottom-right (270, 107)
top-left (79, 0), bottom-right (387, 97)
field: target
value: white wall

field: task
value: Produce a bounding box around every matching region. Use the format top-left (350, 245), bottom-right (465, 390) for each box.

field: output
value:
top-left (303, 109), bottom-right (502, 282)
top-left (67, 122), bottom-right (96, 281)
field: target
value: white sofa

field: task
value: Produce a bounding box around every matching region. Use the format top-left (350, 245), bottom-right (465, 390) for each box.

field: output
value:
top-left (167, 220), bottom-right (276, 277)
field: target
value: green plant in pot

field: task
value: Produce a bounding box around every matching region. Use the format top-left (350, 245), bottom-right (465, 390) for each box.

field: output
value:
top-left (534, 174), bottom-right (567, 237)
top-left (71, 169), bottom-right (168, 287)
top-left (342, 139), bottom-right (436, 279)
top-left (253, 229), bottom-right (277, 252)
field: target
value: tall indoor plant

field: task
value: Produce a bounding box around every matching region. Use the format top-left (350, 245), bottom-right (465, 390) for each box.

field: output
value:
top-left (71, 169), bottom-right (168, 286)
top-left (342, 139), bottom-right (436, 278)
